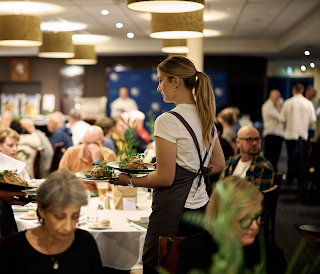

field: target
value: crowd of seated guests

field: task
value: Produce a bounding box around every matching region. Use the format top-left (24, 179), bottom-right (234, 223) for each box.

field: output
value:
top-left (0, 103), bottom-right (282, 274)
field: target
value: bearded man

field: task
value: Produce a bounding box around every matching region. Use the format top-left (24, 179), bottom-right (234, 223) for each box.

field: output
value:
top-left (220, 126), bottom-right (273, 191)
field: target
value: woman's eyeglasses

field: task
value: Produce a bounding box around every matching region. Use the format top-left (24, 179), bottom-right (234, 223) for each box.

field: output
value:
top-left (239, 213), bottom-right (266, 229)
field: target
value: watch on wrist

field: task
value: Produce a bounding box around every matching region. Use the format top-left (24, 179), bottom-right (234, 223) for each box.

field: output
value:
top-left (93, 160), bottom-right (101, 165)
top-left (128, 177), bottom-right (136, 188)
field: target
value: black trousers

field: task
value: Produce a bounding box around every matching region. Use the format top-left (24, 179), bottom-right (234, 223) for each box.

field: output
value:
top-left (286, 139), bottom-right (298, 182)
top-left (264, 135), bottom-right (283, 172)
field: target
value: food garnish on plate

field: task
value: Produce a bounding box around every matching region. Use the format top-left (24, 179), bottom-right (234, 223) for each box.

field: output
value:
top-left (86, 159), bottom-right (116, 179)
top-left (0, 170), bottom-right (28, 186)
top-left (119, 154), bottom-right (147, 170)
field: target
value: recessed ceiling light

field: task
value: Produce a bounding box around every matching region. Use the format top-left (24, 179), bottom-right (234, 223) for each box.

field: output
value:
top-left (304, 50), bottom-right (310, 56)
top-left (127, 32), bottom-right (134, 38)
top-left (72, 34), bottom-right (111, 44)
top-left (41, 22), bottom-right (87, 32)
top-left (0, 1), bottom-right (63, 14)
top-left (101, 10), bottom-right (109, 15)
top-left (203, 29), bottom-right (221, 37)
top-left (116, 23), bottom-right (123, 28)
top-left (310, 62), bottom-right (316, 68)
top-left (301, 65), bottom-right (307, 71)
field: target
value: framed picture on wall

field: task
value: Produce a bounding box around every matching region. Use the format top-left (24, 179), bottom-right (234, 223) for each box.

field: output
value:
top-left (20, 93), bottom-right (41, 116)
top-left (10, 58), bottom-right (30, 82)
top-left (0, 93), bottom-right (20, 117)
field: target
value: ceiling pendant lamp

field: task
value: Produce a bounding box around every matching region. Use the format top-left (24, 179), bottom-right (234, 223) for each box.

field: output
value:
top-left (127, 0), bottom-right (204, 13)
top-left (150, 10), bottom-right (203, 39)
top-left (0, 14), bottom-right (42, 46)
top-left (38, 32), bottom-right (74, 58)
top-left (65, 44), bottom-right (97, 65)
top-left (162, 39), bottom-right (189, 53)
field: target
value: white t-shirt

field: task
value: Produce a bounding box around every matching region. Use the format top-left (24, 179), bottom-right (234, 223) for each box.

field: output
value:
top-left (232, 159), bottom-right (252, 178)
top-left (154, 104), bottom-right (217, 209)
top-left (110, 97), bottom-right (138, 118)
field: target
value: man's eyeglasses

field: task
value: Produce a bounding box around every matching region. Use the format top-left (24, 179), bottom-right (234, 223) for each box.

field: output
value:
top-left (239, 137), bottom-right (261, 144)
top-left (239, 213), bottom-right (266, 229)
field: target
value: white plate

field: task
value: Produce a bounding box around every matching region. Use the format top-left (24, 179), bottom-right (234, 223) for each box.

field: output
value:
top-left (20, 215), bottom-right (38, 220)
top-left (87, 225), bottom-right (112, 230)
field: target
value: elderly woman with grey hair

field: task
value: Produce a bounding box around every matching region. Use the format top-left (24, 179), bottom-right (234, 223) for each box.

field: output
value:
top-left (0, 168), bottom-right (103, 274)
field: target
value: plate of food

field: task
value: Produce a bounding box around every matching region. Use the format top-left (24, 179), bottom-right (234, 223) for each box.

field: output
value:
top-left (20, 210), bottom-right (38, 220)
top-left (0, 170), bottom-right (35, 191)
top-left (107, 156), bottom-right (155, 174)
top-left (75, 161), bottom-right (119, 182)
top-left (88, 219), bottom-right (112, 230)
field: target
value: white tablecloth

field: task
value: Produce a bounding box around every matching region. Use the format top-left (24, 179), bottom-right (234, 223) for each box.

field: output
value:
top-left (14, 198), bottom-right (152, 270)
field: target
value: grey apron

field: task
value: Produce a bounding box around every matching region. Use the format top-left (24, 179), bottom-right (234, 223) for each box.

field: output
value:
top-left (142, 111), bottom-right (213, 267)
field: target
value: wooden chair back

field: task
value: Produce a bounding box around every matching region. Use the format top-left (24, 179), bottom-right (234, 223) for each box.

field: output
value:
top-left (33, 146), bottom-right (44, 179)
top-left (262, 184), bottom-right (279, 244)
top-left (158, 236), bottom-right (186, 274)
top-left (49, 142), bottom-right (64, 173)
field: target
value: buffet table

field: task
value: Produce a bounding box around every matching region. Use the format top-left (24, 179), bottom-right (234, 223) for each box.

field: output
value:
top-left (14, 197), bottom-right (152, 270)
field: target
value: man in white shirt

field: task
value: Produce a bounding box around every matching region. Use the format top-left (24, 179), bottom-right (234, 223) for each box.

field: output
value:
top-left (67, 108), bottom-right (91, 146)
top-left (261, 89), bottom-right (284, 172)
top-left (110, 87), bottom-right (138, 118)
top-left (220, 126), bottom-right (273, 191)
top-left (279, 83), bottom-right (317, 183)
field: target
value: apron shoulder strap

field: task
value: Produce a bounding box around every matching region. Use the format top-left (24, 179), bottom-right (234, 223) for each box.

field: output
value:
top-left (168, 111), bottom-right (213, 191)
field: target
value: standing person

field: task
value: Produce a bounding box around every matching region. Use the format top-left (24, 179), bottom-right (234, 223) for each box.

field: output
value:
top-left (110, 87), bottom-right (138, 118)
top-left (20, 118), bottom-right (54, 177)
top-left (110, 56), bottom-right (225, 273)
top-left (305, 85), bottom-right (318, 140)
top-left (261, 89), bottom-right (284, 172)
top-left (67, 108), bottom-right (91, 146)
top-left (279, 83), bottom-right (316, 183)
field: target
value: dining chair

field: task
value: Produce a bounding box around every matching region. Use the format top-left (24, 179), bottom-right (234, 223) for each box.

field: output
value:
top-left (33, 146), bottom-right (44, 179)
top-left (49, 142), bottom-right (64, 174)
top-left (158, 236), bottom-right (186, 274)
top-left (262, 184), bottom-right (279, 245)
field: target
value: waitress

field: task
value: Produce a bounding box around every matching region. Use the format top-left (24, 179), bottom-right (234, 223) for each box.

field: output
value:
top-left (110, 56), bottom-right (225, 274)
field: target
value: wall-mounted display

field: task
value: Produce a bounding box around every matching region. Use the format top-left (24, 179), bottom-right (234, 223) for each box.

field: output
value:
top-left (20, 93), bottom-right (41, 116)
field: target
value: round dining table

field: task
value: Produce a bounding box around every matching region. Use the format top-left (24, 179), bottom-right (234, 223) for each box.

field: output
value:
top-left (13, 197), bottom-right (152, 271)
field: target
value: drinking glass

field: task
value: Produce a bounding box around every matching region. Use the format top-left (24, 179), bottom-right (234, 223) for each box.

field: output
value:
top-left (87, 208), bottom-right (98, 224)
top-left (96, 182), bottom-right (109, 202)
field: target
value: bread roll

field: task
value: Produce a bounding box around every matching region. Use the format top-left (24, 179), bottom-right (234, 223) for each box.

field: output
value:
top-left (100, 219), bottom-right (110, 227)
top-left (26, 210), bottom-right (36, 218)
